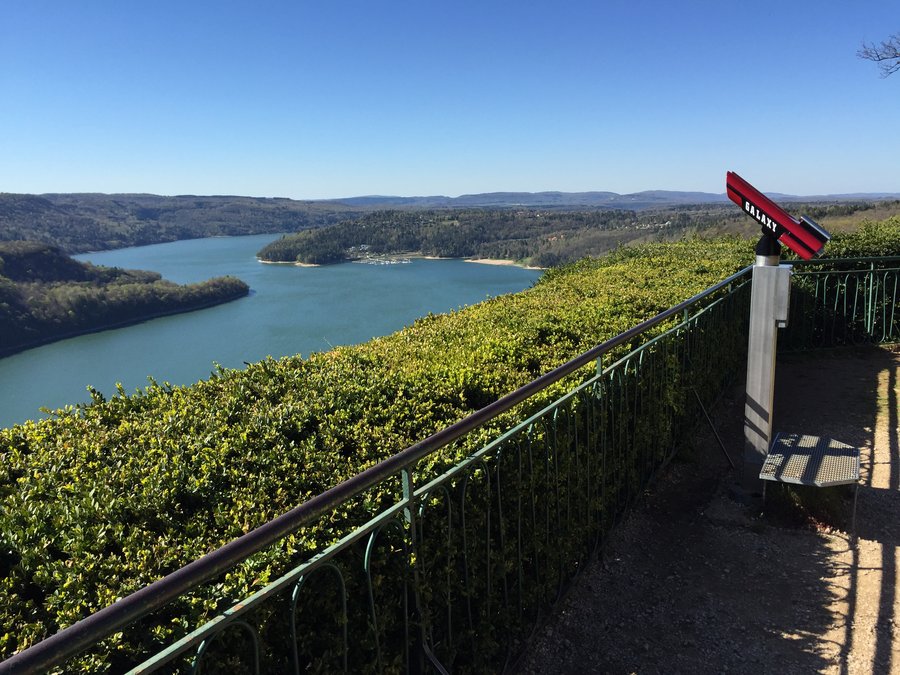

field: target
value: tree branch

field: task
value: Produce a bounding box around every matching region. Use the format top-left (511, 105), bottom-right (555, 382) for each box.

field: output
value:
top-left (858, 33), bottom-right (900, 77)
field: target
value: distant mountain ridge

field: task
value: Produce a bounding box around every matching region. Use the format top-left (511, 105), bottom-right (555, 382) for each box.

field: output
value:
top-left (334, 190), bottom-right (725, 209)
top-left (333, 189), bottom-right (900, 210)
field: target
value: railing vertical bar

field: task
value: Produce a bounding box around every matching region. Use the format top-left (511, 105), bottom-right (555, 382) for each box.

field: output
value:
top-left (401, 465), bottom-right (425, 673)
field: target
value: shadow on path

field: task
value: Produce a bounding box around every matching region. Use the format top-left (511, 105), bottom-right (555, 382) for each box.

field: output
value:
top-left (516, 347), bottom-right (899, 674)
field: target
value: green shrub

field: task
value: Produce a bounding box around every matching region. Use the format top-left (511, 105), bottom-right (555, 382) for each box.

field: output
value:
top-left (825, 216), bottom-right (900, 258)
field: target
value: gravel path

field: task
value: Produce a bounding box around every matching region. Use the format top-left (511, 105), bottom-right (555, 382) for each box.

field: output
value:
top-left (516, 346), bottom-right (900, 674)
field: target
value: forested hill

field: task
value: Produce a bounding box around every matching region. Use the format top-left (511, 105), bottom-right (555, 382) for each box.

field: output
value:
top-left (0, 193), bottom-right (364, 253)
top-left (255, 208), bottom-right (703, 267)
top-left (257, 198), bottom-right (900, 268)
top-left (0, 241), bottom-right (249, 356)
top-left (254, 200), bottom-right (871, 267)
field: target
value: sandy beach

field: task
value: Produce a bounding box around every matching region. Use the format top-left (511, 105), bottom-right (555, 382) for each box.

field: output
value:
top-left (257, 259), bottom-right (320, 267)
top-left (465, 257), bottom-right (544, 270)
top-left (258, 255), bottom-right (542, 270)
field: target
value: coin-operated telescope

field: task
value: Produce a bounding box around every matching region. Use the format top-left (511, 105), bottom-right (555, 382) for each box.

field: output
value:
top-left (728, 174), bottom-right (859, 520)
top-left (726, 171), bottom-right (830, 259)
top-left (727, 172), bottom-right (834, 491)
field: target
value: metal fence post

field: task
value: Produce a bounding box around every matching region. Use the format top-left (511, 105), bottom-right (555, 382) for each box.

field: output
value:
top-left (402, 465), bottom-right (429, 674)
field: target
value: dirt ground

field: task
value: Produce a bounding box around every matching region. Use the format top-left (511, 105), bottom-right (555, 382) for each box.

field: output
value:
top-left (516, 346), bottom-right (900, 674)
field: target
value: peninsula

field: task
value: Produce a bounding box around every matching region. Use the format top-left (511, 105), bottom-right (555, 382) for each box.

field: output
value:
top-left (0, 241), bottom-right (249, 356)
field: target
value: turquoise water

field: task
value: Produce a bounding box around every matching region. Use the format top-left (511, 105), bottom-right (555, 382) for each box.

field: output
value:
top-left (0, 235), bottom-right (541, 428)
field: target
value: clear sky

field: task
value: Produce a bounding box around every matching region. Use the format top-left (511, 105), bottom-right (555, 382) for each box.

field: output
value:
top-left (1, 1), bottom-right (898, 199)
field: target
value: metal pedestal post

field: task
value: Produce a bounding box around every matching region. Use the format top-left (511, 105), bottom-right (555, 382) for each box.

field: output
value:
top-left (742, 235), bottom-right (792, 492)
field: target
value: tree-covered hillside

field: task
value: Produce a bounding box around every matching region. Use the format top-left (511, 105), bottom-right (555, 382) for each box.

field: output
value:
top-left (256, 207), bottom-right (707, 266)
top-left (257, 202), bottom-right (898, 268)
top-left (0, 241), bottom-right (249, 356)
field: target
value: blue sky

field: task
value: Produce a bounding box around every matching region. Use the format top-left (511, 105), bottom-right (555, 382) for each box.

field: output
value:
top-left (1, 1), bottom-right (898, 199)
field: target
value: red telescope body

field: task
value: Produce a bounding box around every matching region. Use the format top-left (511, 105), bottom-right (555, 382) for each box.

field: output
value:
top-left (726, 171), bottom-right (830, 260)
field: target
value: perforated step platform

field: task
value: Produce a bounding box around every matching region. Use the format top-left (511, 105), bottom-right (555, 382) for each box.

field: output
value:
top-left (759, 433), bottom-right (860, 487)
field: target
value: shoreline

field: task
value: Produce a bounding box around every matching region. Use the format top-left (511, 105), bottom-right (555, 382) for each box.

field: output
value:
top-left (258, 253), bottom-right (543, 270)
top-left (465, 257), bottom-right (545, 270)
top-left (257, 258), bottom-right (320, 268)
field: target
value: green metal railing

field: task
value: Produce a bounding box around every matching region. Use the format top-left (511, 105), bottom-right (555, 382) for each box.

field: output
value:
top-left (783, 257), bottom-right (900, 350)
top-left (3, 257), bottom-right (897, 674)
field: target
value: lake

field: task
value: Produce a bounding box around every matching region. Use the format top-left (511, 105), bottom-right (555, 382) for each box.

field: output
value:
top-left (0, 235), bottom-right (542, 428)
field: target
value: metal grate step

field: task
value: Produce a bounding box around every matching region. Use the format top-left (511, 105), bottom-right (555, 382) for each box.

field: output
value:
top-left (759, 433), bottom-right (860, 487)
